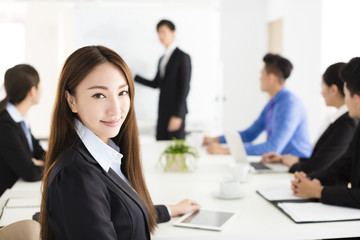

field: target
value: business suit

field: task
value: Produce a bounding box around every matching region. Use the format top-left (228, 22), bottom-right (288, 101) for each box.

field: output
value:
top-left (135, 47), bottom-right (191, 140)
top-left (46, 140), bottom-right (170, 240)
top-left (0, 110), bottom-right (45, 196)
top-left (309, 123), bottom-right (360, 209)
top-left (289, 112), bottom-right (357, 174)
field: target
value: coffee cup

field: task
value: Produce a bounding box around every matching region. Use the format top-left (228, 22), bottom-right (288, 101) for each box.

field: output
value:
top-left (188, 132), bottom-right (204, 148)
top-left (219, 179), bottom-right (241, 198)
top-left (230, 163), bottom-right (251, 183)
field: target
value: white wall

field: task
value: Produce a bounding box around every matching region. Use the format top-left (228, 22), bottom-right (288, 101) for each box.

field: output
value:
top-left (267, 0), bottom-right (323, 142)
top-left (220, 0), bottom-right (268, 135)
top-left (74, 1), bottom-right (222, 134)
top-left (321, 0), bottom-right (360, 69)
top-left (1, 0), bottom-right (359, 141)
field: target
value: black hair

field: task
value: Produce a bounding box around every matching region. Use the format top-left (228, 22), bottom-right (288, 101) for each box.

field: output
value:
top-left (340, 57), bottom-right (360, 96)
top-left (323, 62), bottom-right (346, 97)
top-left (156, 19), bottom-right (175, 31)
top-left (263, 53), bottom-right (293, 83)
top-left (0, 64), bottom-right (40, 112)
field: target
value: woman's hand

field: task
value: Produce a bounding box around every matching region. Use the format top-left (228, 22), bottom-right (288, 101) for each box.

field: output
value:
top-left (169, 199), bottom-right (201, 217)
top-left (32, 158), bottom-right (44, 167)
top-left (291, 171), bottom-right (323, 199)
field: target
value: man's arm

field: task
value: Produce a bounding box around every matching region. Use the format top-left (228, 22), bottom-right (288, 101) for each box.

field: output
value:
top-left (219, 107), bottom-right (267, 144)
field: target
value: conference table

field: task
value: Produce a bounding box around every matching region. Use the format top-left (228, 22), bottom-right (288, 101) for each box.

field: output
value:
top-left (1, 137), bottom-right (360, 239)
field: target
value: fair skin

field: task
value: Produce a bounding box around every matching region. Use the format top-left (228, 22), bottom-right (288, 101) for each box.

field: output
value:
top-left (157, 24), bottom-right (182, 132)
top-left (66, 62), bottom-right (200, 217)
top-left (291, 84), bottom-right (360, 199)
top-left (204, 65), bottom-right (284, 154)
top-left (261, 80), bottom-right (345, 166)
top-left (66, 62), bottom-right (130, 144)
top-left (14, 83), bottom-right (43, 166)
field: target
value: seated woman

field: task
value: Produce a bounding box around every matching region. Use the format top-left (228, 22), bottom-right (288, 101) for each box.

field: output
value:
top-left (291, 57), bottom-right (360, 209)
top-left (40, 46), bottom-right (200, 240)
top-left (0, 64), bottom-right (45, 196)
top-left (261, 63), bottom-right (357, 174)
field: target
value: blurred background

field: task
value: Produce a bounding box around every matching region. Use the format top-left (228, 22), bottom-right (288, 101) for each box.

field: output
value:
top-left (0, 0), bottom-right (359, 142)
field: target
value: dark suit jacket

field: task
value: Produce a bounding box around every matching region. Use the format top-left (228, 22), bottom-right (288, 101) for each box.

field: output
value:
top-left (289, 112), bottom-right (357, 173)
top-left (0, 110), bottom-right (45, 196)
top-left (46, 141), bottom-right (170, 240)
top-left (310, 123), bottom-right (360, 208)
top-left (135, 47), bottom-right (191, 120)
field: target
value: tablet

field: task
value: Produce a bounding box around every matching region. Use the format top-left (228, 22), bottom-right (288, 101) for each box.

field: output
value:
top-left (173, 209), bottom-right (237, 231)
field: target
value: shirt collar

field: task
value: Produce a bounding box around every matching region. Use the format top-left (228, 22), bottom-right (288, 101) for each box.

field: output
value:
top-left (164, 41), bottom-right (177, 57)
top-left (330, 104), bottom-right (348, 123)
top-left (75, 119), bottom-right (123, 172)
top-left (6, 102), bottom-right (30, 128)
top-left (271, 86), bottom-right (288, 103)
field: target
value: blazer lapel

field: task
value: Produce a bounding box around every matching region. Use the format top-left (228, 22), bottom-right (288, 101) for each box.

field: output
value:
top-left (75, 143), bottom-right (150, 229)
top-left (164, 48), bottom-right (178, 77)
top-left (16, 122), bottom-right (32, 153)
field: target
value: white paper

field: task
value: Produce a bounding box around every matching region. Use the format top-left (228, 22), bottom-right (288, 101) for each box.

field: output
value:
top-left (278, 202), bottom-right (360, 222)
top-left (0, 197), bottom-right (40, 227)
top-left (258, 188), bottom-right (302, 201)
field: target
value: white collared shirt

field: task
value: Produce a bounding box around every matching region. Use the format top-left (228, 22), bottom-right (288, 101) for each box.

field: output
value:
top-left (329, 104), bottom-right (348, 124)
top-left (159, 41), bottom-right (177, 79)
top-left (6, 102), bottom-right (33, 151)
top-left (313, 104), bottom-right (348, 145)
top-left (75, 119), bottom-right (132, 187)
top-left (6, 102), bottom-right (31, 129)
top-left (75, 119), bottom-right (172, 216)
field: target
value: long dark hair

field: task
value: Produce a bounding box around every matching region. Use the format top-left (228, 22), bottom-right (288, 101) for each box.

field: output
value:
top-left (40, 46), bottom-right (158, 239)
top-left (0, 64), bottom-right (40, 112)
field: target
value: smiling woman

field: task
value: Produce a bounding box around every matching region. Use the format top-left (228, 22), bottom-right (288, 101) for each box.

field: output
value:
top-left (65, 63), bottom-right (130, 144)
top-left (39, 45), bottom-right (200, 240)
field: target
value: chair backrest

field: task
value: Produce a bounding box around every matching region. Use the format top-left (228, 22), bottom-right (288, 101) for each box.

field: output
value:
top-left (0, 220), bottom-right (40, 240)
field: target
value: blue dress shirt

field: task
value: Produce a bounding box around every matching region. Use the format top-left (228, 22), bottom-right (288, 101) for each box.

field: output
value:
top-left (220, 87), bottom-right (312, 157)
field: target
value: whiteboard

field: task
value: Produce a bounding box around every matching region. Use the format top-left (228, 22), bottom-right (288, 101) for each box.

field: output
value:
top-left (75, 2), bottom-right (222, 133)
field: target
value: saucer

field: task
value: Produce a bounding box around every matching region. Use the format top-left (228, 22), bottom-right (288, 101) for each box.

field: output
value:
top-left (213, 191), bottom-right (245, 200)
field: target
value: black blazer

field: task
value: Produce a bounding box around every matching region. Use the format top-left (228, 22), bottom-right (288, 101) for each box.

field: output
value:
top-left (46, 141), bottom-right (170, 240)
top-left (289, 112), bottom-right (357, 173)
top-left (310, 123), bottom-right (360, 209)
top-left (0, 110), bottom-right (45, 196)
top-left (135, 47), bottom-right (191, 120)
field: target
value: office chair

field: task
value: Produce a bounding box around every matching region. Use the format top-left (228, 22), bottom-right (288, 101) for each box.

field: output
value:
top-left (0, 219), bottom-right (40, 240)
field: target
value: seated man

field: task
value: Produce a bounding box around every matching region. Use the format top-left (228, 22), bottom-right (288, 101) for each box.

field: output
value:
top-left (262, 62), bottom-right (357, 174)
top-left (205, 53), bottom-right (312, 157)
top-left (292, 57), bottom-right (360, 209)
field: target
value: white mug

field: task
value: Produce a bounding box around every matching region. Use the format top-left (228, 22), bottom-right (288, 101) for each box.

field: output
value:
top-left (230, 163), bottom-right (251, 183)
top-left (219, 179), bottom-right (241, 198)
top-left (188, 132), bottom-right (204, 148)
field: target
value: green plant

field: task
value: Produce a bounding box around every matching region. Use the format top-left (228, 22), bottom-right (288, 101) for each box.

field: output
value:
top-left (158, 138), bottom-right (199, 172)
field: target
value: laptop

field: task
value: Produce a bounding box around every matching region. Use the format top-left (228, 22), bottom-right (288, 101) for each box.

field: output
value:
top-left (223, 130), bottom-right (289, 173)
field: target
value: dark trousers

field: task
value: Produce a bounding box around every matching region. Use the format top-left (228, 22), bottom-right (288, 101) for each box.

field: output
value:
top-left (156, 117), bottom-right (186, 140)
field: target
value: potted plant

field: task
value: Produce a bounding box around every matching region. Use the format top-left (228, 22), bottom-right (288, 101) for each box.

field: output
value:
top-left (158, 138), bottom-right (199, 172)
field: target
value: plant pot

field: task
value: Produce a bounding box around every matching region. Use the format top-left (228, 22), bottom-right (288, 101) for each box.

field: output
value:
top-left (160, 153), bottom-right (197, 172)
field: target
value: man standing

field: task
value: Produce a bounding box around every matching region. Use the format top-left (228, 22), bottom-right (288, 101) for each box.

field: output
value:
top-left (135, 19), bottom-right (191, 140)
top-left (204, 53), bottom-right (312, 157)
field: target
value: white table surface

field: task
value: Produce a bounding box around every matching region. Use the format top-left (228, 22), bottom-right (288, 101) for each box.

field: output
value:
top-left (1, 137), bottom-right (360, 239)
top-left (140, 138), bottom-right (360, 240)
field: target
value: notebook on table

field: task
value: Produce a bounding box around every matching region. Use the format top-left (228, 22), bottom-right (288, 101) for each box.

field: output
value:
top-left (0, 197), bottom-right (40, 227)
top-left (257, 188), bottom-right (360, 223)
